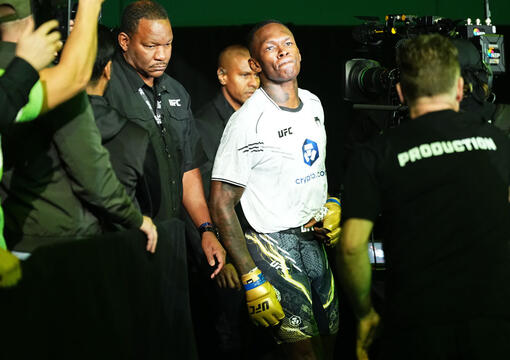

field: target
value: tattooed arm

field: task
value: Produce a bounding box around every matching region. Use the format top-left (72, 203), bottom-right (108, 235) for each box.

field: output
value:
top-left (209, 180), bottom-right (255, 274)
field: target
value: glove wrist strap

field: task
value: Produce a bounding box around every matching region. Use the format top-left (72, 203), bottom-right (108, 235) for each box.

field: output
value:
top-left (242, 267), bottom-right (266, 291)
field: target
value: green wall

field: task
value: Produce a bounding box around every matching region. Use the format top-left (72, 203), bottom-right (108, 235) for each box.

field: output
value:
top-left (101, 0), bottom-right (510, 27)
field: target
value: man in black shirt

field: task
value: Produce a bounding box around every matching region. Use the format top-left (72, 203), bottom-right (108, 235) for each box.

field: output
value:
top-left (339, 34), bottom-right (510, 359)
top-left (195, 44), bottom-right (259, 200)
top-left (191, 44), bottom-right (260, 358)
top-left (104, 1), bottom-right (225, 272)
top-left (86, 25), bottom-right (154, 218)
top-left (103, 2), bottom-right (225, 357)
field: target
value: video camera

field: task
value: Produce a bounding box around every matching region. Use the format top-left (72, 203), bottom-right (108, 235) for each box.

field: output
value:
top-left (345, 1), bottom-right (505, 115)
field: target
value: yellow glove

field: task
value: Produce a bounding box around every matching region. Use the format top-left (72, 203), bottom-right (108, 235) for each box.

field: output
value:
top-left (0, 248), bottom-right (22, 287)
top-left (242, 267), bottom-right (285, 327)
top-left (323, 197), bottom-right (341, 247)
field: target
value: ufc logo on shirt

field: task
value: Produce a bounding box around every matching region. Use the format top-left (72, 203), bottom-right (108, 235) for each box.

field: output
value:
top-left (168, 99), bottom-right (181, 106)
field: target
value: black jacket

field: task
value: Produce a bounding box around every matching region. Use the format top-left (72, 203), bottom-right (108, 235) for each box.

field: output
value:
top-left (89, 95), bottom-right (159, 218)
top-left (104, 52), bottom-right (206, 221)
top-left (0, 53), bottom-right (39, 130)
top-left (194, 91), bottom-right (235, 199)
top-left (0, 47), bottom-right (143, 252)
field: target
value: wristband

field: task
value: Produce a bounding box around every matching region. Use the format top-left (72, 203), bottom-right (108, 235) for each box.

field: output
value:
top-left (243, 271), bottom-right (266, 291)
top-left (198, 222), bottom-right (219, 238)
top-left (326, 197), bottom-right (341, 206)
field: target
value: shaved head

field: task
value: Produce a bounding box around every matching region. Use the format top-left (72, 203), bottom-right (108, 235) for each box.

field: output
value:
top-left (217, 44), bottom-right (259, 110)
top-left (246, 19), bottom-right (287, 56)
top-left (218, 44), bottom-right (250, 69)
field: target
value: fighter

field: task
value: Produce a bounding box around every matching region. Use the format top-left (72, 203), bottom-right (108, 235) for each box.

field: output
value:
top-left (210, 20), bottom-right (341, 360)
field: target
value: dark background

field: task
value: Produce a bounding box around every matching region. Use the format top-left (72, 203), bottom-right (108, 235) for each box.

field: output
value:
top-left (100, 0), bottom-right (510, 27)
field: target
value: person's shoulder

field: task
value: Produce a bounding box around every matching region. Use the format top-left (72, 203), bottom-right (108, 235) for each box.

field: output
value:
top-left (232, 89), bottom-right (267, 121)
top-left (298, 88), bottom-right (322, 104)
top-left (159, 73), bottom-right (190, 98)
top-left (195, 99), bottom-right (216, 121)
top-left (104, 119), bottom-right (150, 159)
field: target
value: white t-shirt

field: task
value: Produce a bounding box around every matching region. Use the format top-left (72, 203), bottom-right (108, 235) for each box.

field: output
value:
top-left (212, 87), bottom-right (328, 233)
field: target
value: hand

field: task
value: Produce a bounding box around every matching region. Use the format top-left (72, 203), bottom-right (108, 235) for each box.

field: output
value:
top-left (242, 267), bottom-right (285, 327)
top-left (356, 307), bottom-right (381, 360)
top-left (139, 216), bottom-right (157, 253)
top-left (16, 20), bottom-right (63, 71)
top-left (304, 197), bottom-right (342, 247)
top-left (0, 248), bottom-right (22, 287)
top-left (322, 197), bottom-right (342, 247)
top-left (201, 231), bottom-right (226, 279)
top-left (215, 263), bottom-right (241, 289)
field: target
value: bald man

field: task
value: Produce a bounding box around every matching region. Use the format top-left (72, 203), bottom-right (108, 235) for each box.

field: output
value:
top-left (195, 45), bottom-right (259, 199)
top-left (189, 45), bottom-right (260, 359)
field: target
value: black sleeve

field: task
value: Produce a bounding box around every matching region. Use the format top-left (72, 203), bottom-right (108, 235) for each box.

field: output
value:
top-left (51, 92), bottom-right (143, 229)
top-left (342, 141), bottom-right (382, 222)
top-left (0, 57), bottom-right (39, 131)
top-left (182, 97), bottom-right (207, 172)
top-left (106, 122), bottom-right (149, 205)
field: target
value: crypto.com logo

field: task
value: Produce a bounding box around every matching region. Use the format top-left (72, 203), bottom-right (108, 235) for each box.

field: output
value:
top-left (302, 139), bottom-right (319, 166)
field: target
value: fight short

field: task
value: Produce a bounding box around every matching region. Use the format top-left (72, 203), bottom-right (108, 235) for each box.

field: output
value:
top-left (245, 227), bottom-right (339, 343)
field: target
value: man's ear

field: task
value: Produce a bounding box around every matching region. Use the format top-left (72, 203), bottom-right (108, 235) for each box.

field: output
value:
top-left (456, 76), bottom-right (464, 102)
top-left (396, 82), bottom-right (406, 104)
top-left (118, 32), bottom-right (130, 52)
top-left (217, 67), bottom-right (227, 85)
top-left (248, 57), bottom-right (262, 73)
top-left (104, 60), bottom-right (113, 81)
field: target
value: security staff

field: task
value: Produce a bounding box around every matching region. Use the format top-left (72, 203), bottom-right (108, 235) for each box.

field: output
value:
top-left (195, 44), bottom-right (259, 199)
top-left (104, 1), bottom-right (224, 270)
top-left (191, 44), bottom-right (260, 359)
top-left (86, 25), bottom-right (153, 215)
top-left (103, 2), bottom-right (225, 357)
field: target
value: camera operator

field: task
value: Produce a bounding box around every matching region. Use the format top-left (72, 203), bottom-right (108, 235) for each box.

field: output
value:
top-left (339, 34), bottom-right (510, 360)
top-left (0, 0), bottom-right (157, 255)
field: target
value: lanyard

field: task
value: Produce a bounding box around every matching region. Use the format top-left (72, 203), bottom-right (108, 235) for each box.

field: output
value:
top-left (138, 87), bottom-right (174, 158)
top-left (138, 88), bottom-right (163, 125)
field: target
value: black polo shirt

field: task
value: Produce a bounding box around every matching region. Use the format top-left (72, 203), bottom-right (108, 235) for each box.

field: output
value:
top-left (194, 91), bottom-right (235, 199)
top-left (343, 109), bottom-right (510, 327)
top-left (104, 52), bottom-right (206, 220)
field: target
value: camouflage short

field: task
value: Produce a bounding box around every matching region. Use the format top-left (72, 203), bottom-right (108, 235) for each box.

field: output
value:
top-left (245, 227), bottom-right (339, 344)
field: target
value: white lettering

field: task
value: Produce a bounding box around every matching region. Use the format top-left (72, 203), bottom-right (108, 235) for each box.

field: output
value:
top-left (486, 138), bottom-right (497, 150)
top-left (409, 147), bottom-right (421, 162)
top-left (398, 152), bottom-right (409, 167)
top-left (462, 139), bottom-right (473, 151)
top-left (442, 141), bottom-right (454, 153)
top-left (430, 142), bottom-right (443, 156)
top-left (476, 137), bottom-right (487, 149)
top-left (452, 140), bottom-right (465, 152)
top-left (396, 137), bottom-right (497, 167)
top-left (419, 144), bottom-right (432, 158)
